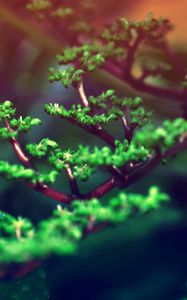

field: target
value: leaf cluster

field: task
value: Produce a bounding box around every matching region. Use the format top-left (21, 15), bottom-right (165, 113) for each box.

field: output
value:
top-left (0, 187), bottom-right (168, 264)
top-left (1, 99), bottom-right (187, 184)
top-left (0, 6), bottom-right (187, 274)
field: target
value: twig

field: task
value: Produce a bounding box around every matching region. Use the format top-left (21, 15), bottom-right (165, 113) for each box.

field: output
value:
top-left (104, 61), bottom-right (187, 104)
top-left (5, 119), bottom-right (73, 204)
top-left (125, 34), bottom-right (144, 75)
top-left (120, 110), bottom-right (135, 143)
top-left (84, 220), bottom-right (109, 236)
top-left (5, 119), bottom-right (33, 168)
top-left (65, 164), bottom-right (81, 197)
top-left (26, 182), bottom-right (73, 203)
top-left (124, 137), bottom-right (187, 188)
top-left (73, 80), bottom-right (116, 147)
top-left (76, 80), bottom-right (89, 107)
top-left (84, 176), bottom-right (116, 199)
top-left (67, 115), bottom-right (116, 148)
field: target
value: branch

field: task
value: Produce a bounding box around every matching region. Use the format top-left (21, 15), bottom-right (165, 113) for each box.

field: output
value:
top-left (65, 164), bottom-right (81, 197)
top-left (84, 176), bottom-right (116, 199)
top-left (84, 220), bottom-right (109, 236)
top-left (120, 109), bottom-right (135, 143)
top-left (4, 112), bottom-right (117, 203)
top-left (24, 136), bottom-right (187, 204)
top-left (5, 119), bottom-right (73, 204)
top-left (125, 34), bottom-right (144, 75)
top-left (0, 260), bottom-right (42, 279)
top-left (83, 135), bottom-right (187, 200)
top-left (124, 153), bottom-right (162, 188)
top-left (26, 182), bottom-right (73, 204)
top-left (74, 80), bottom-right (116, 147)
top-left (124, 137), bottom-right (187, 188)
top-left (5, 119), bottom-right (33, 168)
top-left (76, 80), bottom-right (89, 107)
top-left (67, 115), bottom-right (116, 148)
top-left (104, 61), bottom-right (187, 104)
top-left (161, 41), bottom-right (185, 79)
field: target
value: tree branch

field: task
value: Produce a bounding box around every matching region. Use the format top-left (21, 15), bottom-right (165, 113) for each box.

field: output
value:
top-left (26, 182), bottom-right (73, 204)
top-left (74, 79), bottom-right (116, 147)
top-left (161, 41), bottom-right (185, 79)
top-left (76, 80), bottom-right (89, 107)
top-left (125, 34), bottom-right (144, 75)
top-left (5, 119), bottom-right (74, 204)
top-left (5, 119), bottom-right (33, 168)
top-left (65, 164), bottom-right (81, 197)
top-left (67, 115), bottom-right (116, 148)
top-left (104, 61), bottom-right (187, 104)
top-left (84, 176), bottom-right (116, 199)
top-left (124, 138), bottom-right (187, 188)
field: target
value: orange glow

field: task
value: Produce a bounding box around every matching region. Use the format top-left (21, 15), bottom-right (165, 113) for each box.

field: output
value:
top-left (126, 0), bottom-right (187, 46)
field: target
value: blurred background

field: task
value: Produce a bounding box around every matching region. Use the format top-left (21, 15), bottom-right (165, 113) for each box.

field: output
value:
top-left (1, 1), bottom-right (187, 299)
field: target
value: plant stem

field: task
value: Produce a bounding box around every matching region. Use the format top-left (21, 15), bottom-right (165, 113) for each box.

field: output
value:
top-left (125, 34), bottom-right (143, 75)
top-left (65, 164), bottom-right (81, 197)
top-left (5, 119), bottom-right (74, 204)
top-left (67, 116), bottom-right (116, 148)
top-left (26, 182), bottom-right (73, 204)
top-left (84, 220), bottom-right (109, 236)
top-left (84, 176), bottom-right (116, 199)
top-left (74, 79), bottom-right (116, 147)
top-left (76, 80), bottom-right (89, 107)
top-left (104, 61), bottom-right (187, 104)
top-left (124, 138), bottom-right (187, 188)
top-left (5, 119), bottom-right (33, 168)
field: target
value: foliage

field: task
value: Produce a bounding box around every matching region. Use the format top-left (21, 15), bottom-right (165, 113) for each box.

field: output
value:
top-left (0, 187), bottom-right (169, 265)
top-left (0, 3), bottom-right (187, 287)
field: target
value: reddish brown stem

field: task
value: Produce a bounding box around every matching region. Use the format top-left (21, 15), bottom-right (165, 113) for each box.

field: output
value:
top-left (104, 61), bottom-right (187, 104)
top-left (124, 138), bottom-right (187, 188)
top-left (84, 221), bottom-right (109, 237)
top-left (0, 260), bottom-right (42, 279)
top-left (65, 165), bottom-right (81, 197)
top-left (5, 119), bottom-right (73, 204)
top-left (125, 34), bottom-right (144, 75)
top-left (26, 182), bottom-right (73, 204)
top-left (124, 153), bottom-right (162, 188)
top-left (24, 136), bottom-right (187, 203)
top-left (84, 176), bottom-right (116, 199)
top-left (5, 118), bottom-right (116, 203)
top-left (74, 80), bottom-right (116, 147)
top-left (67, 116), bottom-right (116, 148)
top-left (5, 119), bottom-right (33, 168)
